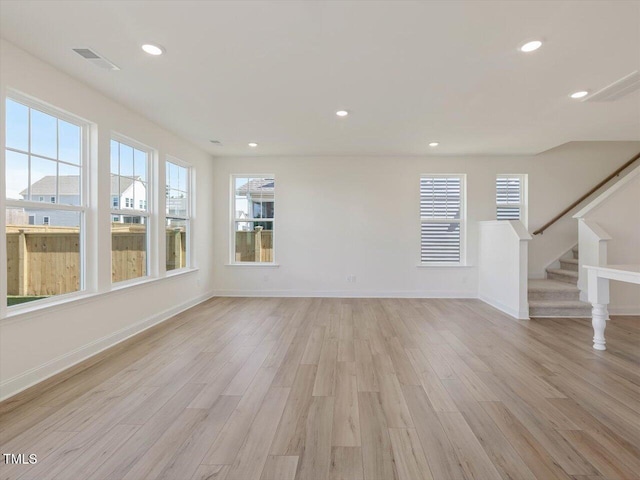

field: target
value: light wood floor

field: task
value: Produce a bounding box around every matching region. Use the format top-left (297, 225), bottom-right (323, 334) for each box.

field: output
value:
top-left (1, 298), bottom-right (639, 480)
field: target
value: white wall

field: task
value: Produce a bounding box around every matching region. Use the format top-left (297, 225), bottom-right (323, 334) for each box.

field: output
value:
top-left (0, 40), bottom-right (215, 399)
top-left (478, 221), bottom-right (531, 319)
top-left (211, 141), bottom-right (640, 296)
top-left (575, 167), bottom-right (640, 314)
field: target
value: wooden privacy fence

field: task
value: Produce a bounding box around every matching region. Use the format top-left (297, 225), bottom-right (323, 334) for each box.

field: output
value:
top-left (235, 228), bottom-right (273, 262)
top-left (6, 224), bottom-right (186, 296)
top-left (7, 226), bottom-right (80, 296)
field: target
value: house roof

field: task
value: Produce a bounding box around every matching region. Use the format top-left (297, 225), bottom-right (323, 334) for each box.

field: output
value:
top-left (21, 175), bottom-right (138, 196)
top-left (236, 178), bottom-right (275, 196)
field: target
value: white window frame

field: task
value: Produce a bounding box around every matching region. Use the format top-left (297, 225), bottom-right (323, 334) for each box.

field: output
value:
top-left (230, 174), bottom-right (276, 266)
top-left (165, 156), bottom-right (193, 272)
top-left (3, 91), bottom-right (91, 313)
top-left (496, 174), bottom-right (527, 227)
top-left (110, 133), bottom-right (153, 285)
top-left (419, 174), bottom-right (466, 266)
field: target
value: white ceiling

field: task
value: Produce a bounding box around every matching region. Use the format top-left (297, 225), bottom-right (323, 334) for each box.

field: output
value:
top-left (1, 0), bottom-right (639, 156)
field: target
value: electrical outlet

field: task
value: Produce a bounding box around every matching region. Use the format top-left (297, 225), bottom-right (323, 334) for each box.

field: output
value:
top-left (263, 275), bottom-right (269, 282)
top-left (346, 275), bottom-right (357, 283)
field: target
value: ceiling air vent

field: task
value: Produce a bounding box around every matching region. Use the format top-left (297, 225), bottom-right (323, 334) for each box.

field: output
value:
top-left (584, 71), bottom-right (639, 102)
top-left (209, 140), bottom-right (222, 145)
top-left (72, 48), bottom-right (120, 71)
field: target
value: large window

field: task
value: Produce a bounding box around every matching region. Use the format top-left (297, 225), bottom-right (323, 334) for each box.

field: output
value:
top-left (110, 138), bottom-right (149, 283)
top-left (420, 175), bottom-right (465, 264)
top-left (232, 175), bottom-right (275, 263)
top-left (166, 159), bottom-right (191, 271)
top-left (496, 174), bottom-right (526, 225)
top-left (5, 97), bottom-right (86, 306)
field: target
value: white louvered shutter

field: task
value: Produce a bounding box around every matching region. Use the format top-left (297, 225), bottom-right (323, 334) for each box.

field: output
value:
top-left (420, 176), bottom-right (463, 263)
top-left (496, 175), bottom-right (522, 221)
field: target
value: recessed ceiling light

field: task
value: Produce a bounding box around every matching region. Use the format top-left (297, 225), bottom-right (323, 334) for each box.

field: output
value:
top-left (141, 44), bottom-right (164, 56)
top-left (429, 142), bottom-right (439, 147)
top-left (248, 142), bottom-right (258, 147)
top-left (570, 90), bottom-right (589, 99)
top-left (519, 40), bottom-right (542, 53)
top-left (336, 110), bottom-right (349, 117)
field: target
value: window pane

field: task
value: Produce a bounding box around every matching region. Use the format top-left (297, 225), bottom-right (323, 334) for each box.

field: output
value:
top-left (110, 140), bottom-right (119, 175)
top-left (421, 222), bottom-right (460, 263)
top-left (234, 176), bottom-right (250, 218)
top-left (30, 156), bottom-right (58, 203)
top-left (496, 176), bottom-right (521, 205)
top-left (58, 120), bottom-right (80, 164)
top-left (234, 222), bottom-right (273, 262)
top-left (134, 149), bottom-right (147, 182)
top-left (6, 99), bottom-right (29, 151)
top-left (31, 109), bottom-right (58, 159)
top-left (6, 208), bottom-right (81, 306)
top-left (167, 189), bottom-right (187, 216)
top-left (497, 206), bottom-right (520, 220)
top-left (420, 177), bottom-right (461, 219)
top-left (5, 150), bottom-right (29, 200)
top-left (177, 164), bottom-right (187, 191)
top-left (133, 180), bottom-right (148, 211)
top-left (57, 163), bottom-right (81, 206)
top-left (111, 217), bottom-right (147, 282)
top-left (166, 218), bottom-right (187, 271)
top-left (119, 143), bottom-right (134, 177)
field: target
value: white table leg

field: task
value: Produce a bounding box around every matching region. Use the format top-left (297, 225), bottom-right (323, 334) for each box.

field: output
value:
top-left (591, 303), bottom-right (608, 351)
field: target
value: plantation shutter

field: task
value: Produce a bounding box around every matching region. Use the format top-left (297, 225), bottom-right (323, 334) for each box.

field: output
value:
top-left (420, 176), bottom-right (463, 263)
top-left (496, 176), bottom-right (522, 220)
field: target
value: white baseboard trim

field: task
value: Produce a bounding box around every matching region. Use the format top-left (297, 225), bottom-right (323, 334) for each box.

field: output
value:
top-left (609, 306), bottom-right (640, 316)
top-left (211, 289), bottom-right (476, 299)
top-left (0, 291), bottom-right (215, 402)
top-left (478, 295), bottom-right (529, 320)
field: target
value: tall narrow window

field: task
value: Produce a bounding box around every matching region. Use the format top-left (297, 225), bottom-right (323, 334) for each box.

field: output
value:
top-left (5, 97), bottom-right (86, 306)
top-left (110, 138), bottom-right (149, 283)
top-left (420, 175), bottom-right (465, 264)
top-left (166, 159), bottom-right (191, 271)
top-left (496, 175), bottom-right (526, 225)
top-left (232, 175), bottom-right (275, 263)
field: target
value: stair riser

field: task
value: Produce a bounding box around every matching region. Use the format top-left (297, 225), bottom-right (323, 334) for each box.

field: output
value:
top-left (572, 248), bottom-right (579, 260)
top-left (528, 290), bottom-right (581, 301)
top-left (560, 260), bottom-right (579, 272)
top-left (530, 307), bottom-right (591, 318)
top-left (547, 272), bottom-right (578, 284)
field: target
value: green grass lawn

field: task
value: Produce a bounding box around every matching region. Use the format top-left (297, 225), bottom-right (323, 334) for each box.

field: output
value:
top-left (7, 296), bottom-right (49, 306)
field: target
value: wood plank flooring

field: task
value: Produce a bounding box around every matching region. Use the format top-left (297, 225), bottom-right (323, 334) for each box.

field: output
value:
top-left (1, 297), bottom-right (639, 480)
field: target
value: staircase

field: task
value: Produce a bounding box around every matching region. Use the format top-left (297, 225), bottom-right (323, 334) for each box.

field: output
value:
top-left (528, 246), bottom-right (592, 318)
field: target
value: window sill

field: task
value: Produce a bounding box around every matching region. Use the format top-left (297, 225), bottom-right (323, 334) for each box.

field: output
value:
top-left (2, 268), bottom-right (199, 323)
top-left (110, 267), bottom-right (199, 291)
top-left (165, 267), bottom-right (199, 278)
top-left (225, 263), bottom-right (280, 267)
top-left (416, 263), bottom-right (473, 268)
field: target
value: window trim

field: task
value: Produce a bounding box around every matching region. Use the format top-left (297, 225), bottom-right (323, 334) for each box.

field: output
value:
top-left (165, 155), bottom-right (193, 272)
top-left (230, 174), bottom-right (276, 265)
top-left (419, 174), bottom-right (466, 266)
top-left (4, 91), bottom-right (91, 313)
top-left (109, 134), bottom-right (153, 283)
top-left (496, 174), bottom-right (527, 228)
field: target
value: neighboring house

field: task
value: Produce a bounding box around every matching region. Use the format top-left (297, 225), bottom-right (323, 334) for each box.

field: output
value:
top-left (18, 175), bottom-right (146, 226)
top-left (235, 178), bottom-right (274, 230)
